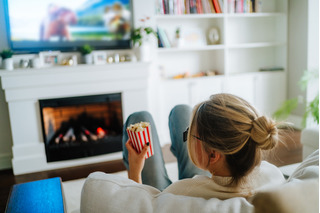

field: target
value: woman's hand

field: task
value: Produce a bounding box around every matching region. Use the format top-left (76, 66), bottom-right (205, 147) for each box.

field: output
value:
top-left (125, 139), bottom-right (149, 184)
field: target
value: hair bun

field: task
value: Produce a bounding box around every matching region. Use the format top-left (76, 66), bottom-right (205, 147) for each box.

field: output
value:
top-left (250, 116), bottom-right (278, 150)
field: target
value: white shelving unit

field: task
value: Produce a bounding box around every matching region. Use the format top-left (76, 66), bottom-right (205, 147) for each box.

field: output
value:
top-left (154, 0), bottom-right (288, 144)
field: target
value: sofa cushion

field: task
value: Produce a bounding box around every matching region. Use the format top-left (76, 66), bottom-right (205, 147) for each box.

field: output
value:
top-left (252, 179), bottom-right (319, 213)
top-left (251, 149), bottom-right (319, 213)
top-left (81, 172), bottom-right (254, 213)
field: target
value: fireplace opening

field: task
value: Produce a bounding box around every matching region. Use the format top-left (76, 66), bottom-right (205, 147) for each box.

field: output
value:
top-left (39, 93), bottom-right (123, 162)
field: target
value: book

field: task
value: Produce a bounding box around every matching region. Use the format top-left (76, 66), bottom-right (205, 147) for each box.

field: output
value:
top-left (235, 0), bottom-right (243, 13)
top-left (208, 0), bottom-right (216, 13)
top-left (251, 0), bottom-right (255, 12)
top-left (157, 30), bottom-right (164, 48)
top-left (212, 0), bottom-right (222, 13)
top-left (197, 0), bottom-right (204, 13)
top-left (200, 0), bottom-right (205, 13)
top-left (6, 178), bottom-right (64, 213)
top-left (185, 0), bottom-right (190, 14)
top-left (169, 0), bottom-right (174, 14)
top-left (218, 0), bottom-right (224, 13)
top-left (163, 0), bottom-right (168, 14)
top-left (190, 0), bottom-right (197, 14)
top-left (176, 0), bottom-right (183, 14)
top-left (203, 0), bottom-right (211, 13)
top-left (158, 27), bottom-right (171, 48)
top-left (228, 0), bottom-right (235, 13)
top-left (245, 0), bottom-right (252, 13)
top-left (255, 0), bottom-right (262, 13)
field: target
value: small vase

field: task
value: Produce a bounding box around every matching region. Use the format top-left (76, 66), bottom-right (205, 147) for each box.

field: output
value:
top-left (134, 44), bottom-right (152, 62)
top-left (3, 58), bottom-right (14, 70)
top-left (83, 54), bottom-right (93, 64)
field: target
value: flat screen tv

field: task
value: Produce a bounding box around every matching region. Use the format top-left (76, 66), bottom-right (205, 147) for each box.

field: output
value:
top-left (4, 0), bottom-right (133, 53)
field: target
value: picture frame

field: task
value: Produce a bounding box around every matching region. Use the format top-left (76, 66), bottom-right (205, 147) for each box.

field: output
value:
top-left (93, 52), bottom-right (107, 65)
top-left (180, 27), bottom-right (207, 47)
top-left (39, 51), bottom-right (61, 67)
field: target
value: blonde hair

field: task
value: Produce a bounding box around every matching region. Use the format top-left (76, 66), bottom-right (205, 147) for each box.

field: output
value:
top-left (187, 93), bottom-right (280, 184)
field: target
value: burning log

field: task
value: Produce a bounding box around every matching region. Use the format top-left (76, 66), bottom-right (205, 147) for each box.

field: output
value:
top-left (55, 134), bottom-right (63, 144)
top-left (96, 127), bottom-right (106, 139)
top-left (80, 133), bottom-right (89, 142)
top-left (63, 128), bottom-right (76, 142)
top-left (82, 127), bottom-right (98, 141)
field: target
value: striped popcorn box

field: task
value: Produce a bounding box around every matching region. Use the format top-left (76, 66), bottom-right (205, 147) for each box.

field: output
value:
top-left (126, 122), bottom-right (154, 159)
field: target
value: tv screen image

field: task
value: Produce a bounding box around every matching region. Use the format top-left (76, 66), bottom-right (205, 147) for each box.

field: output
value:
top-left (5, 0), bottom-right (132, 52)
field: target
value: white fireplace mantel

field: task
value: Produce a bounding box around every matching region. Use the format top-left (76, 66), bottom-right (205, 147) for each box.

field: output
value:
top-left (0, 62), bottom-right (151, 175)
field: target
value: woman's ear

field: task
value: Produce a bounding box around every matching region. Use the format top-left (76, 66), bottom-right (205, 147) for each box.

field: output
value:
top-left (209, 150), bottom-right (221, 165)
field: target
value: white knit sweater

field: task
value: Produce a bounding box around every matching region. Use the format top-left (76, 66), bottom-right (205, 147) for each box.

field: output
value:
top-left (163, 161), bottom-right (285, 200)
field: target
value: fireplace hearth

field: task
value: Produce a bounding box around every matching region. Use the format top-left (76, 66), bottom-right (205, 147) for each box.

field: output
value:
top-left (39, 93), bottom-right (123, 162)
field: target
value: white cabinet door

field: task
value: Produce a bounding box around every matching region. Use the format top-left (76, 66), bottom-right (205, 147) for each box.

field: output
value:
top-left (254, 72), bottom-right (286, 117)
top-left (190, 77), bottom-right (224, 107)
top-left (159, 80), bottom-right (189, 145)
top-left (158, 77), bottom-right (223, 145)
top-left (224, 74), bottom-right (255, 105)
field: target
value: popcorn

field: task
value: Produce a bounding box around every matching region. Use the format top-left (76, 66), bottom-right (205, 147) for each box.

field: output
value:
top-left (126, 122), bottom-right (154, 159)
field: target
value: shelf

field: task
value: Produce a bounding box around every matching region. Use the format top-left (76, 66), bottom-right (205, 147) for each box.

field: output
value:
top-left (227, 70), bottom-right (285, 76)
top-left (0, 62), bottom-right (150, 77)
top-left (155, 13), bottom-right (284, 19)
top-left (227, 42), bottom-right (286, 49)
top-left (155, 14), bottom-right (224, 19)
top-left (157, 42), bottom-right (285, 52)
top-left (226, 13), bottom-right (285, 18)
top-left (162, 74), bottom-right (224, 82)
top-left (157, 44), bottom-right (225, 53)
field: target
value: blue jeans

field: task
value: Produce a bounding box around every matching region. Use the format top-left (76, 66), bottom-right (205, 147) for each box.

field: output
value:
top-left (122, 105), bottom-right (210, 191)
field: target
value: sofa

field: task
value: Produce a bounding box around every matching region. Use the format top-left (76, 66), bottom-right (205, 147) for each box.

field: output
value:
top-left (79, 148), bottom-right (319, 213)
top-left (6, 129), bottom-right (318, 212)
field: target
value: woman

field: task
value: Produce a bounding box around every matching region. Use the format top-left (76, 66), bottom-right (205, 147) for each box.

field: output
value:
top-left (122, 93), bottom-right (285, 199)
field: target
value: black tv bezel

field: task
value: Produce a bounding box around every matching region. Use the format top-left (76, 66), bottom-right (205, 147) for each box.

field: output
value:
top-left (3, 0), bottom-right (134, 54)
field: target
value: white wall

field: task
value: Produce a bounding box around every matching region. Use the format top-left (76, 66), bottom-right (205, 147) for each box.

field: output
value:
top-left (287, 0), bottom-right (308, 118)
top-left (307, 0), bottom-right (319, 71)
top-left (306, 0), bottom-right (319, 128)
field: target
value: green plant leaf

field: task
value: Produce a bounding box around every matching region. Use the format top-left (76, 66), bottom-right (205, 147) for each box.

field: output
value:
top-left (299, 70), bottom-right (319, 91)
top-left (310, 95), bottom-right (319, 124)
top-left (273, 98), bottom-right (298, 120)
top-left (0, 49), bottom-right (13, 59)
top-left (302, 94), bottom-right (319, 127)
top-left (274, 69), bottom-right (319, 128)
top-left (131, 26), bottom-right (157, 46)
top-left (79, 44), bottom-right (93, 55)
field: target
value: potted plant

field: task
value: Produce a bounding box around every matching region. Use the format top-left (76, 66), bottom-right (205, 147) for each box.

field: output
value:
top-left (273, 70), bottom-right (319, 128)
top-left (79, 44), bottom-right (93, 64)
top-left (131, 17), bottom-right (157, 62)
top-left (173, 27), bottom-right (184, 47)
top-left (0, 49), bottom-right (14, 70)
